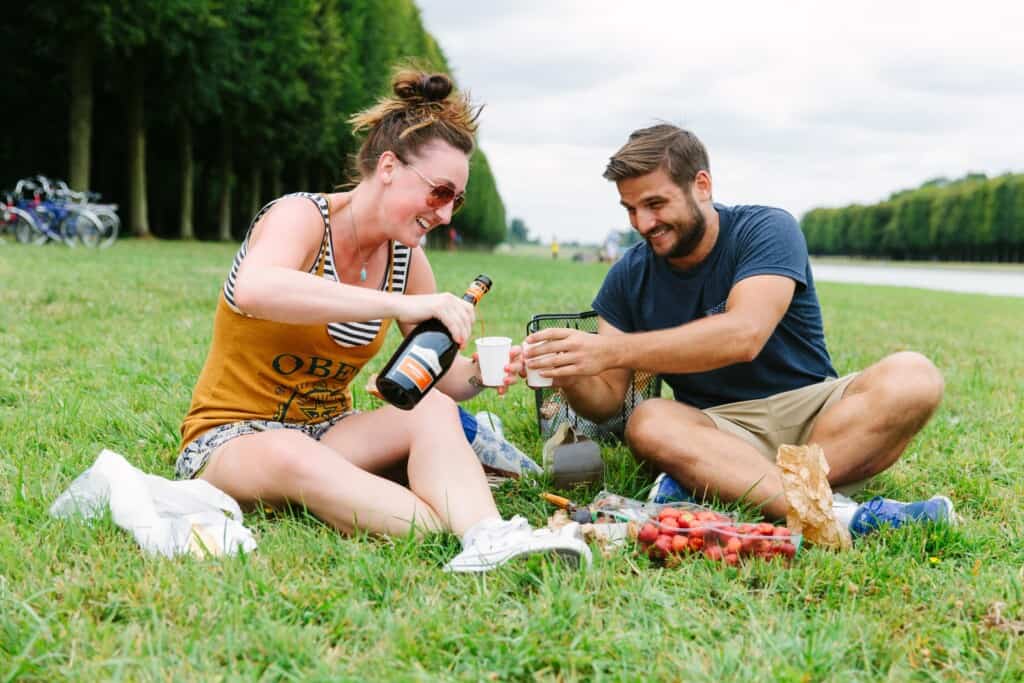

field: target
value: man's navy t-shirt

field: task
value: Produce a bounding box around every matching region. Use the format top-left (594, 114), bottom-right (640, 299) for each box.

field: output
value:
top-left (592, 204), bottom-right (836, 409)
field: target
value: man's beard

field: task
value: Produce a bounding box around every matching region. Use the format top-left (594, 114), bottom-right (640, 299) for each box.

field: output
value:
top-left (650, 194), bottom-right (706, 260)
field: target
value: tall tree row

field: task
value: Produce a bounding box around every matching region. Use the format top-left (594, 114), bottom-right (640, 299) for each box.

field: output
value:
top-left (2, 0), bottom-right (507, 245)
top-left (802, 173), bottom-right (1024, 262)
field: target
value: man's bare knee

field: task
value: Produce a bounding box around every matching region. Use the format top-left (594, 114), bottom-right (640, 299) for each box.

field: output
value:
top-left (864, 352), bottom-right (945, 422)
top-left (625, 399), bottom-right (711, 466)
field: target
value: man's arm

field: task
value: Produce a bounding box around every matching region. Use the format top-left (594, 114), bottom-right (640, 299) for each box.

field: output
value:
top-left (528, 273), bottom-right (795, 382)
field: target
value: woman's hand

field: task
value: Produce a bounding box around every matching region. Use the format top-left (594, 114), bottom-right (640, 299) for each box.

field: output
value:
top-left (470, 344), bottom-right (523, 396)
top-left (396, 293), bottom-right (476, 347)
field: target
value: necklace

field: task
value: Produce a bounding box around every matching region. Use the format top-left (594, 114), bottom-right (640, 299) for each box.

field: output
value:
top-left (347, 198), bottom-right (368, 282)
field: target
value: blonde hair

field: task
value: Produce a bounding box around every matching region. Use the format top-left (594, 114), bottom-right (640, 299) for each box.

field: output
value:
top-left (349, 66), bottom-right (482, 178)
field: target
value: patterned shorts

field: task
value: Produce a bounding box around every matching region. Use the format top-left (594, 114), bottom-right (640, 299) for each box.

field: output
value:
top-left (175, 412), bottom-right (357, 480)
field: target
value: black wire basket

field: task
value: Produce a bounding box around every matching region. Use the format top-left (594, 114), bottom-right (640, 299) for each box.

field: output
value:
top-left (526, 311), bottom-right (662, 442)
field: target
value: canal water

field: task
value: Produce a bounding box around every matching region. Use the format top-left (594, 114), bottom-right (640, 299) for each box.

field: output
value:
top-left (810, 262), bottom-right (1024, 298)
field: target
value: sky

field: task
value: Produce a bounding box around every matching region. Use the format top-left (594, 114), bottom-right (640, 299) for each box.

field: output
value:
top-left (416, 0), bottom-right (1024, 244)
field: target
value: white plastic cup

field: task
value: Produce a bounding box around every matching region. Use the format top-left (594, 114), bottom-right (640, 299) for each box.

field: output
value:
top-left (522, 338), bottom-right (554, 388)
top-left (475, 336), bottom-right (512, 387)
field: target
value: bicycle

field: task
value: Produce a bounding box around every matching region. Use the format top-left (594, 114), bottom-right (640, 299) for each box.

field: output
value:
top-left (51, 178), bottom-right (120, 247)
top-left (1, 191), bottom-right (39, 244)
top-left (15, 176), bottom-right (103, 247)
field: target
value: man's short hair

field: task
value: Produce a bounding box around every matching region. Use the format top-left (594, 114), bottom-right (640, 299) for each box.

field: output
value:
top-left (603, 124), bottom-right (710, 189)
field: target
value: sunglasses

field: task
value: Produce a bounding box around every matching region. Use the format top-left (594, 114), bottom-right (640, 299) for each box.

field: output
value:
top-left (403, 162), bottom-right (466, 215)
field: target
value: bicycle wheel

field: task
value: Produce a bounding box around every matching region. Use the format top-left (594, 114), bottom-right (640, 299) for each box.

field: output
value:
top-left (12, 210), bottom-right (41, 244)
top-left (93, 208), bottom-right (120, 248)
top-left (31, 206), bottom-right (57, 244)
top-left (60, 208), bottom-right (103, 248)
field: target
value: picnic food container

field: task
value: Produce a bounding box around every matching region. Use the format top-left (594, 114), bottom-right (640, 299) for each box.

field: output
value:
top-left (636, 504), bottom-right (802, 565)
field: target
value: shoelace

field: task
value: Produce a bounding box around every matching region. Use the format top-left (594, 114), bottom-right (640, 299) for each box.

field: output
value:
top-left (862, 496), bottom-right (886, 517)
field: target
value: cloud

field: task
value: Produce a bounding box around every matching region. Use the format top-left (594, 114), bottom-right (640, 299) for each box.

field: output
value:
top-left (418, 0), bottom-right (1024, 242)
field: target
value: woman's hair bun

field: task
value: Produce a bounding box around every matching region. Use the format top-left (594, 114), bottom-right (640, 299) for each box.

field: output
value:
top-left (349, 64), bottom-right (479, 178)
top-left (394, 70), bottom-right (453, 102)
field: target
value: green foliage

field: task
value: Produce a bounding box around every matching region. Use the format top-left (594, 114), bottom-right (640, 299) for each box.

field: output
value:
top-left (1, 243), bottom-right (1023, 679)
top-left (1, 0), bottom-right (508, 245)
top-left (803, 172), bottom-right (1024, 261)
top-left (451, 150), bottom-right (507, 245)
top-left (507, 217), bottom-right (538, 244)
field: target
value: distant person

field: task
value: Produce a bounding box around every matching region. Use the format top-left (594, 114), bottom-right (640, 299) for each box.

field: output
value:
top-left (604, 233), bottom-right (620, 263)
top-left (448, 226), bottom-right (458, 251)
top-left (524, 124), bottom-right (955, 537)
top-left (551, 238), bottom-right (559, 260)
top-left (176, 67), bottom-right (589, 573)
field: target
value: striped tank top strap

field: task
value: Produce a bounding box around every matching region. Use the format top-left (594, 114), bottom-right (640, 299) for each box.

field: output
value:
top-left (310, 193), bottom-right (332, 277)
top-left (389, 241), bottom-right (412, 293)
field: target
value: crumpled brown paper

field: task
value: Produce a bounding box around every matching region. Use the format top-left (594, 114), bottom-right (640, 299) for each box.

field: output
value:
top-left (777, 443), bottom-right (852, 550)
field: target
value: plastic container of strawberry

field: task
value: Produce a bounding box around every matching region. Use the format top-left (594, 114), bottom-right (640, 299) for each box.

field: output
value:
top-left (635, 506), bottom-right (802, 566)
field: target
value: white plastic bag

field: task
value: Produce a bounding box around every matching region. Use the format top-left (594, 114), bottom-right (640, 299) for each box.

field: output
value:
top-left (50, 449), bottom-right (257, 558)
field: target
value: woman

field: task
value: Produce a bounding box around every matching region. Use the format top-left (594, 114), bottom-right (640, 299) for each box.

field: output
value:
top-left (175, 68), bottom-right (589, 572)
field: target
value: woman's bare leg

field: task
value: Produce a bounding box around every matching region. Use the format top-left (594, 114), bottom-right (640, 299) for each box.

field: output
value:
top-left (319, 390), bottom-right (500, 536)
top-left (200, 429), bottom-right (444, 536)
top-left (200, 391), bottom-right (499, 537)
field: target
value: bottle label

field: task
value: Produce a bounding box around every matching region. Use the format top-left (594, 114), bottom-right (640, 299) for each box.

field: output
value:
top-left (408, 344), bottom-right (443, 375)
top-left (396, 356), bottom-right (433, 392)
top-left (393, 344), bottom-right (443, 392)
top-left (464, 280), bottom-right (488, 305)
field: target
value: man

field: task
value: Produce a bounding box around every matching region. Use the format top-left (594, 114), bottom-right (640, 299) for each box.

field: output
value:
top-left (524, 124), bottom-right (954, 535)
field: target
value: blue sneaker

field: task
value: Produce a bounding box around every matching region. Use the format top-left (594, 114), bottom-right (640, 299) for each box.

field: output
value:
top-left (849, 495), bottom-right (956, 536)
top-left (646, 473), bottom-right (695, 504)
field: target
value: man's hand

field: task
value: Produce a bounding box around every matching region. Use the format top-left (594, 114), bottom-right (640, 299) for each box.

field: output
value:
top-left (524, 328), bottom-right (620, 382)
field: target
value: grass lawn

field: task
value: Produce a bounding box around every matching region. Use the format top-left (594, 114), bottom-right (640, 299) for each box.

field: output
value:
top-left (1, 241), bottom-right (1023, 681)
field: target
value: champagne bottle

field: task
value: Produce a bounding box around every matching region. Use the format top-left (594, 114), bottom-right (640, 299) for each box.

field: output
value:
top-left (376, 274), bottom-right (492, 410)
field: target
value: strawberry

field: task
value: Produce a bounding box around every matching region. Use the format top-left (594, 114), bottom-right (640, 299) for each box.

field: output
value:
top-left (671, 534), bottom-right (689, 554)
top-left (637, 523), bottom-right (659, 545)
top-left (651, 534), bottom-right (673, 559)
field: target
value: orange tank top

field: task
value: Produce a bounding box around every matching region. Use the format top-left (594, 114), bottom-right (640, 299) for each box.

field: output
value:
top-left (179, 193), bottom-right (411, 451)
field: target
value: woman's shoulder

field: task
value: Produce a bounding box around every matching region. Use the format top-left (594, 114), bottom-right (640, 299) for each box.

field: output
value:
top-left (402, 245), bottom-right (434, 294)
top-left (246, 193), bottom-right (330, 253)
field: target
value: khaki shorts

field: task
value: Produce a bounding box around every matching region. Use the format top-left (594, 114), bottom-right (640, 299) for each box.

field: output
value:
top-left (702, 373), bottom-right (865, 494)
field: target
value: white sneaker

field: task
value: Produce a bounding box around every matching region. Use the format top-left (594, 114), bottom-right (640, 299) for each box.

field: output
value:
top-left (444, 515), bottom-right (593, 573)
